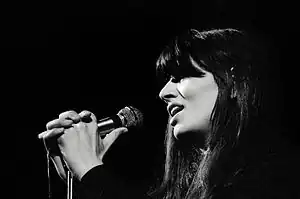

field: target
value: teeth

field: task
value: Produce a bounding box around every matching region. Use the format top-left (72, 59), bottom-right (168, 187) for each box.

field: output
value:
top-left (171, 106), bottom-right (182, 116)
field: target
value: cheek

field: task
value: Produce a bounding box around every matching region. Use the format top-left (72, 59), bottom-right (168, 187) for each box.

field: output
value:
top-left (177, 80), bottom-right (190, 97)
top-left (182, 90), bottom-right (218, 132)
top-left (173, 109), bottom-right (211, 139)
top-left (184, 106), bottom-right (212, 131)
top-left (175, 76), bottom-right (218, 136)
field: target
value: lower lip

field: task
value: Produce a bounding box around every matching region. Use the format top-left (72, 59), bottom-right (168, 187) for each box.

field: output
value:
top-left (170, 109), bottom-right (183, 126)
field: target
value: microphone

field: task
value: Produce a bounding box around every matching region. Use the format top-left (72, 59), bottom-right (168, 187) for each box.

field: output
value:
top-left (97, 106), bottom-right (143, 136)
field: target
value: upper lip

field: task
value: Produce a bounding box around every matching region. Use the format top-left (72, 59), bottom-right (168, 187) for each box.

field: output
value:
top-left (167, 103), bottom-right (184, 117)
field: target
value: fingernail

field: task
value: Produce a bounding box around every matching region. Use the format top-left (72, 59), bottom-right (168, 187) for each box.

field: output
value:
top-left (38, 131), bottom-right (47, 139)
top-left (81, 114), bottom-right (92, 123)
top-left (82, 112), bottom-right (91, 119)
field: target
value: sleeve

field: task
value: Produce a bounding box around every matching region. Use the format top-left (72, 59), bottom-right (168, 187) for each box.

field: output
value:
top-left (76, 165), bottom-right (150, 199)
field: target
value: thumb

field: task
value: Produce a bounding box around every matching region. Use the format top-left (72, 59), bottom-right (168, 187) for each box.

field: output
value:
top-left (100, 127), bottom-right (128, 157)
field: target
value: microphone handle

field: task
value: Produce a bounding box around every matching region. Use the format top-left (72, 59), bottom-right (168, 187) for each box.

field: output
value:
top-left (97, 115), bottom-right (123, 136)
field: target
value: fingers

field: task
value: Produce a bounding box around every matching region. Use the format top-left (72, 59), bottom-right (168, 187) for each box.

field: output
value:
top-left (45, 110), bottom-right (96, 131)
top-left (40, 110), bottom-right (96, 139)
top-left (46, 118), bottom-right (73, 130)
top-left (79, 110), bottom-right (96, 123)
top-left (59, 110), bottom-right (81, 122)
top-left (38, 110), bottom-right (99, 181)
top-left (45, 110), bottom-right (80, 131)
top-left (38, 127), bottom-right (64, 139)
top-left (78, 110), bottom-right (98, 154)
top-left (51, 156), bottom-right (67, 180)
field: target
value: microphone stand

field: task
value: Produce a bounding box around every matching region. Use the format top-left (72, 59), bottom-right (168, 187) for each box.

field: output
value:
top-left (60, 156), bottom-right (73, 199)
top-left (67, 171), bottom-right (73, 199)
top-left (46, 153), bottom-right (74, 199)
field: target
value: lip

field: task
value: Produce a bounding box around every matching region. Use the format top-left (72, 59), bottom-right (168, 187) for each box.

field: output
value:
top-left (167, 103), bottom-right (184, 117)
top-left (170, 109), bottom-right (183, 126)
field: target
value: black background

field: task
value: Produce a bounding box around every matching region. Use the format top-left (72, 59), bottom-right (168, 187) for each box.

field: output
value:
top-left (2, 0), bottom-right (299, 198)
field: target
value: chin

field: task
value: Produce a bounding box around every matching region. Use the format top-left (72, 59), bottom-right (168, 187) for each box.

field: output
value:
top-left (173, 124), bottom-right (188, 139)
top-left (173, 124), bottom-right (207, 148)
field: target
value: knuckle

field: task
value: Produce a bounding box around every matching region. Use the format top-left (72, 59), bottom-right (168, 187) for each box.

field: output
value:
top-left (46, 119), bottom-right (59, 130)
top-left (79, 110), bottom-right (91, 117)
top-left (81, 110), bottom-right (97, 121)
top-left (61, 119), bottom-right (73, 127)
top-left (46, 122), bottom-right (52, 130)
top-left (79, 110), bottom-right (96, 123)
top-left (59, 110), bottom-right (78, 119)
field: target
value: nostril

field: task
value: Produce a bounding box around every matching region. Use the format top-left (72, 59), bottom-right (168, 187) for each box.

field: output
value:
top-left (164, 93), bottom-right (176, 99)
top-left (160, 93), bottom-right (176, 103)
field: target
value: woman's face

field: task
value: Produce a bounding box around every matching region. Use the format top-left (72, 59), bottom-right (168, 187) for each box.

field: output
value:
top-left (159, 59), bottom-right (218, 139)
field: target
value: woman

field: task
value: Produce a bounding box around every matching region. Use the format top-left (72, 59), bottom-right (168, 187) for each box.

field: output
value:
top-left (150, 28), bottom-right (283, 198)
top-left (39, 28), bottom-right (292, 198)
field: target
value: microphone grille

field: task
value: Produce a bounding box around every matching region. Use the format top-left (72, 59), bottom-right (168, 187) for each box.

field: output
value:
top-left (117, 106), bottom-right (143, 128)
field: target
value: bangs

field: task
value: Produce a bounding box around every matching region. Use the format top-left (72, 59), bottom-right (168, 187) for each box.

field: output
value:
top-left (156, 39), bottom-right (206, 85)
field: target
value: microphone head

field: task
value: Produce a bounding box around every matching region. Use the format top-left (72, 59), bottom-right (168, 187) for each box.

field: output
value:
top-left (117, 106), bottom-right (144, 128)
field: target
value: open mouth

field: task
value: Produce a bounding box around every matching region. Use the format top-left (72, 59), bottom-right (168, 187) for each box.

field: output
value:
top-left (170, 106), bottom-right (184, 117)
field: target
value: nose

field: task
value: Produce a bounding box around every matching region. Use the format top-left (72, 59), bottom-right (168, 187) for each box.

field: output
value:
top-left (159, 80), bottom-right (177, 102)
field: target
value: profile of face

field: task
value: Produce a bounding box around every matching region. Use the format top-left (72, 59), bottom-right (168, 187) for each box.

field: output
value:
top-left (159, 58), bottom-right (219, 139)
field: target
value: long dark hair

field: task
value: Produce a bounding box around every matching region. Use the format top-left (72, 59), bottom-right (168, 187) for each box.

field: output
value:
top-left (150, 28), bottom-right (274, 198)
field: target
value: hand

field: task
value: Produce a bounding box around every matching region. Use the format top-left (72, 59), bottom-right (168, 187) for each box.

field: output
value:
top-left (38, 110), bottom-right (128, 181)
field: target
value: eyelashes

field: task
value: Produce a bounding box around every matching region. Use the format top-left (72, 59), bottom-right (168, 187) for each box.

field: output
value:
top-left (169, 71), bottom-right (206, 83)
top-left (170, 75), bottom-right (184, 83)
top-left (159, 60), bottom-right (207, 85)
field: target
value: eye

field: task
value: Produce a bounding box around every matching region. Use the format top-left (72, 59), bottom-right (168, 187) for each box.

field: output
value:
top-left (170, 75), bottom-right (183, 83)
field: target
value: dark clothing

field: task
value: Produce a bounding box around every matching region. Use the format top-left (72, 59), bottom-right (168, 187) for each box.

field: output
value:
top-left (77, 143), bottom-right (300, 199)
top-left (77, 165), bottom-right (150, 199)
